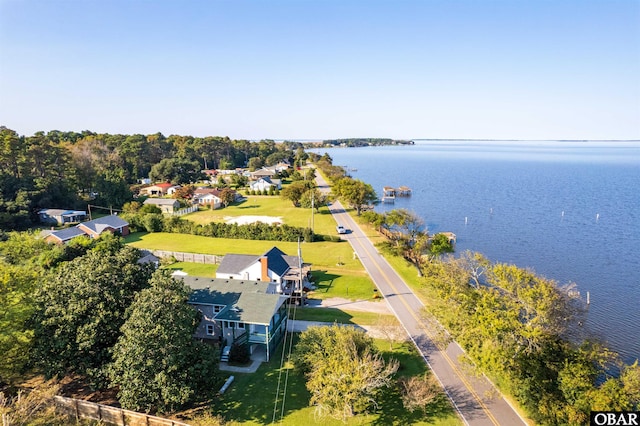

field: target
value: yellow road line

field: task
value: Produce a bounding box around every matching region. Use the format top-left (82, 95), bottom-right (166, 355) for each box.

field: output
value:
top-left (346, 224), bottom-right (501, 426)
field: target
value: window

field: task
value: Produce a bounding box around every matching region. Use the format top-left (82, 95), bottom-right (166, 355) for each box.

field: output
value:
top-left (238, 322), bottom-right (245, 329)
top-left (206, 324), bottom-right (215, 335)
top-left (214, 305), bottom-right (222, 313)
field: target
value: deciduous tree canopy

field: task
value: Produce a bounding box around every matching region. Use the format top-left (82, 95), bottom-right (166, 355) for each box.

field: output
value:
top-left (109, 271), bottom-right (219, 413)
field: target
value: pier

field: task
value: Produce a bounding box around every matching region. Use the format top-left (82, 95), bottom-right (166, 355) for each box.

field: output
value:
top-left (381, 186), bottom-right (412, 203)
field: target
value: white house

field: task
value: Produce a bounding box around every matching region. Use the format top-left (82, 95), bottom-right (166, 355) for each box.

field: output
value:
top-left (249, 177), bottom-right (281, 192)
top-left (193, 187), bottom-right (222, 209)
top-left (216, 246), bottom-right (312, 297)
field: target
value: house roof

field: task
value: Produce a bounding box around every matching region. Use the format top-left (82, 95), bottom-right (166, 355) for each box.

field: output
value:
top-left (194, 187), bottom-right (222, 196)
top-left (47, 227), bottom-right (86, 242)
top-left (216, 254), bottom-right (256, 275)
top-left (182, 277), bottom-right (285, 325)
top-left (44, 215), bottom-right (129, 243)
top-left (39, 209), bottom-right (87, 217)
top-left (79, 215), bottom-right (128, 233)
top-left (143, 198), bottom-right (179, 206)
top-left (216, 246), bottom-right (304, 277)
top-left (155, 183), bottom-right (174, 189)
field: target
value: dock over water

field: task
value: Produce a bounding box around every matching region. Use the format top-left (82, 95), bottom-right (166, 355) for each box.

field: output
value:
top-left (382, 186), bottom-right (412, 203)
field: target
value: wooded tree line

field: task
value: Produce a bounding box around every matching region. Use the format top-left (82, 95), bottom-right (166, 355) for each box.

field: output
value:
top-left (0, 232), bottom-right (220, 413)
top-left (420, 253), bottom-right (639, 424)
top-left (306, 138), bottom-right (414, 147)
top-left (0, 126), bottom-right (306, 230)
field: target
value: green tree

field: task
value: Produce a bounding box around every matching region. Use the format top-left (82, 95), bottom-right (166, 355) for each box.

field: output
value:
top-left (32, 245), bottom-right (154, 383)
top-left (0, 261), bottom-right (38, 382)
top-left (109, 271), bottom-right (219, 413)
top-left (293, 324), bottom-right (398, 421)
top-left (247, 157), bottom-right (263, 171)
top-left (280, 181), bottom-right (313, 207)
top-left (149, 158), bottom-right (202, 185)
top-left (332, 178), bottom-right (377, 215)
top-left (429, 233), bottom-right (455, 257)
top-left (219, 187), bottom-right (236, 207)
top-left (95, 167), bottom-right (132, 208)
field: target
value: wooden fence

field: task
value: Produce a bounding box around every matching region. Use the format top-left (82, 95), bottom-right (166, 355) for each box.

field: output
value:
top-left (54, 396), bottom-right (191, 426)
top-left (169, 205), bottom-right (199, 217)
top-left (150, 250), bottom-right (222, 265)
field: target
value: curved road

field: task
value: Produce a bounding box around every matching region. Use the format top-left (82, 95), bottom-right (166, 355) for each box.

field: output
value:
top-left (316, 173), bottom-right (527, 426)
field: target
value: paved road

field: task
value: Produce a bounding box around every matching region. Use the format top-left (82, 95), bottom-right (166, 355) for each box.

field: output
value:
top-left (316, 173), bottom-right (526, 426)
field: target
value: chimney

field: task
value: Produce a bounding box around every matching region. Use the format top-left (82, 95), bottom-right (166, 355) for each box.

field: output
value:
top-left (260, 256), bottom-right (269, 281)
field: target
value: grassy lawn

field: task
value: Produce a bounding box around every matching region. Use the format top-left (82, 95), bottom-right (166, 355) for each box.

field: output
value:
top-left (291, 307), bottom-right (397, 325)
top-left (125, 232), bottom-right (363, 272)
top-left (182, 195), bottom-right (339, 237)
top-left (124, 232), bottom-right (377, 301)
top-left (207, 338), bottom-right (459, 426)
top-left (162, 262), bottom-right (218, 277)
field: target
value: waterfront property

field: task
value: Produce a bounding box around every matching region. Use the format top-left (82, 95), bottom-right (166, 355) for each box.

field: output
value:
top-left (183, 276), bottom-right (289, 362)
top-left (381, 186), bottom-right (412, 203)
top-left (216, 246), bottom-right (312, 300)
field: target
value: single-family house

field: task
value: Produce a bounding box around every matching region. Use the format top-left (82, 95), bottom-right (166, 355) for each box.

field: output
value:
top-left (77, 215), bottom-right (130, 238)
top-left (143, 198), bottom-right (180, 213)
top-left (183, 276), bottom-right (289, 362)
top-left (167, 185), bottom-right (182, 196)
top-left (193, 188), bottom-right (222, 209)
top-left (140, 183), bottom-right (175, 197)
top-left (38, 209), bottom-right (87, 225)
top-left (43, 227), bottom-right (87, 244)
top-left (250, 168), bottom-right (277, 180)
top-left (216, 246), bottom-right (312, 298)
top-left (249, 177), bottom-right (281, 192)
top-left (266, 161), bottom-right (291, 173)
top-left (43, 215), bottom-right (130, 244)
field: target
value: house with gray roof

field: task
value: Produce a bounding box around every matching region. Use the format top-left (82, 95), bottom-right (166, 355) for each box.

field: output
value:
top-left (38, 208), bottom-right (87, 225)
top-left (143, 198), bottom-right (180, 213)
top-left (182, 276), bottom-right (289, 362)
top-left (44, 215), bottom-right (130, 244)
top-left (216, 246), bottom-right (312, 299)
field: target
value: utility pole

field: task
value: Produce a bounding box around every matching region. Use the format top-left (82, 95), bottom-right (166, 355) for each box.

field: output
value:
top-left (311, 190), bottom-right (314, 234)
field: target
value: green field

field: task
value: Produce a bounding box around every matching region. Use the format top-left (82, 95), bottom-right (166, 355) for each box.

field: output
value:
top-left (125, 232), bottom-right (375, 301)
top-left (183, 195), bottom-right (338, 236)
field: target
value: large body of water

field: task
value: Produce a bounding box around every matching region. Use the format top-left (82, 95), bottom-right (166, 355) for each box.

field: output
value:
top-left (310, 141), bottom-right (640, 364)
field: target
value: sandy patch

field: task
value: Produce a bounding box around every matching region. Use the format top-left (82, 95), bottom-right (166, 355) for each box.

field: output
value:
top-left (224, 215), bottom-right (283, 225)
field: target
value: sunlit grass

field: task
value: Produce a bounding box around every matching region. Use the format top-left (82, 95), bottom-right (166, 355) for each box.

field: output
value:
top-left (162, 262), bottom-right (218, 278)
top-left (125, 232), bottom-right (365, 272)
top-left (290, 307), bottom-right (397, 325)
top-left (204, 338), bottom-right (459, 425)
top-left (182, 195), bottom-right (338, 236)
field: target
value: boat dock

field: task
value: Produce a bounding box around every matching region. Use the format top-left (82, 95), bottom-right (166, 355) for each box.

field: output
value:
top-left (381, 186), bottom-right (412, 203)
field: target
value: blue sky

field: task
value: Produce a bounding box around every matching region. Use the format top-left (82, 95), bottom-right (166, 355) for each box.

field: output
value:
top-left (1, 0), bottom-right (639, 140)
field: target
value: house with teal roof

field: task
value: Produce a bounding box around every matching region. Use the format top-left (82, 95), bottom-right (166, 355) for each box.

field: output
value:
top-left (181, 276), bottom-right (289, 362)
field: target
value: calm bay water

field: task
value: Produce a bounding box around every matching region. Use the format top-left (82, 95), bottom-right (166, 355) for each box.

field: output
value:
top-left (310, 141), bottom-right (640, 364)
